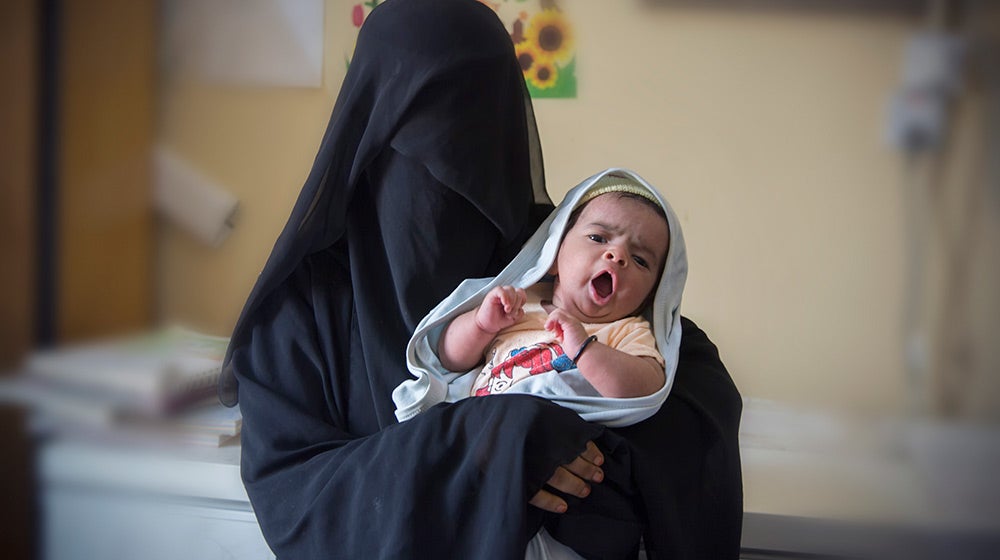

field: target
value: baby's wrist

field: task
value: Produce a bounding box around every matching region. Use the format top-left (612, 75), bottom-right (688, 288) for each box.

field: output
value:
top-left (571, 335), bottom-right (599, 365)
top-left (474, 314), bottom-right (499, 335)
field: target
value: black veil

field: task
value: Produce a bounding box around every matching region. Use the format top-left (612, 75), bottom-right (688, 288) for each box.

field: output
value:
top-left (219, 0), bottom-right (742, 558)
top-left (219, 0), bottom-right (549, 408)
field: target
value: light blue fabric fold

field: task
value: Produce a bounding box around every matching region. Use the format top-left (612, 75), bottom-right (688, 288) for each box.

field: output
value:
top-left (392, 168), bottom-right (688, 428)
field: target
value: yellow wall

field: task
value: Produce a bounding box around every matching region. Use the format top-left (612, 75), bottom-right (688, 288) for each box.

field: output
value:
top-left (157, 1), bottom-right (996, 416)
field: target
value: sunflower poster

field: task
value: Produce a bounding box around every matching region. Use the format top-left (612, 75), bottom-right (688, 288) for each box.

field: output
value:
top-left (346, 0), bottom-right (577, 99)
top-left (478, 0), bottom-right (576, 98)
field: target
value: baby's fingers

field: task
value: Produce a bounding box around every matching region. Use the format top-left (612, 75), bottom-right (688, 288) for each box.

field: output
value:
top-left (497, 286), bottom-right (515, 312)
top-left (512, 287), bottom-right (527, 312)
top-left (486, 286), bottom-right (506, 307)
top-left (500, 286), bottom-right (527, 315)
top-left (544, 315), bottom-right (564, 340)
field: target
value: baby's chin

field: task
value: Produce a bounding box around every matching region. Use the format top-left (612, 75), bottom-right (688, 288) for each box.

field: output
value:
top-left (552, 293), bottom-right (633, 324)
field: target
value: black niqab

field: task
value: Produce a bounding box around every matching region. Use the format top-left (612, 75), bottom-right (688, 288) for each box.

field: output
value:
top-left (220, 1), bottom-right (742, 558)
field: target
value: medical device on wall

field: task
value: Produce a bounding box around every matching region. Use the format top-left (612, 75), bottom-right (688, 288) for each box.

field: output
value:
top-left (885, 0), bottom-right (982, 417)
top-left (153, 145), bottom-right (240, 247)
top-left (885, 32), bottom-right (967, 153)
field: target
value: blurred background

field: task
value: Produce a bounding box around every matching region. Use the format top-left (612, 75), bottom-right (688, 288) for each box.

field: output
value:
top-left (1, 0), bottom-right (998, 559)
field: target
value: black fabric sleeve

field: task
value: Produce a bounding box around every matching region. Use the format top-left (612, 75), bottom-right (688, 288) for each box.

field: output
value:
top-left (619, 317), bottom-right (744, 560)
top-left (234, 252), bottom-right (604, 560)
top-left (542, 317), bottom-right (743, 560)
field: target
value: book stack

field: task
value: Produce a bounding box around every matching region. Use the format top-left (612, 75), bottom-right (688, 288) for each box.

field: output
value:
top-left (0, 327), bottom-right (241, 448)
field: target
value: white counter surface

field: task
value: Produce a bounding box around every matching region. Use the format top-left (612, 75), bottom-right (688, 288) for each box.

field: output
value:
top-left (37, 398), bottom-right (1000, 558)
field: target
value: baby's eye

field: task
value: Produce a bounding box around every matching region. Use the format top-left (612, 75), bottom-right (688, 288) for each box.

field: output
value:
top-left (587, 234), bottom-right (606, 243)
top-left (633, 256), bottom-right (649, 269)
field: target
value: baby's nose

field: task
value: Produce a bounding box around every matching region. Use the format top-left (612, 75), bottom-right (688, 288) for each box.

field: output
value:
top-left (604, 250), bottom-right (626, 266)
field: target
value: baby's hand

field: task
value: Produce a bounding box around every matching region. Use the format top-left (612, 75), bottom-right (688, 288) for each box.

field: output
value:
top-left (544, 308), bottom-right (589, 358)
top-left (476, 286), bottom-right (527, 334)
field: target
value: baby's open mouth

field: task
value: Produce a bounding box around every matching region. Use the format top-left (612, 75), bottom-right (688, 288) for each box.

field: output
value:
top-left (592, 272), bottom-right (614, 299)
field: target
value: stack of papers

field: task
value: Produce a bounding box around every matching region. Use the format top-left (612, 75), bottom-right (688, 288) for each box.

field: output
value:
top-left (1, 326), bottom-right (241, 448)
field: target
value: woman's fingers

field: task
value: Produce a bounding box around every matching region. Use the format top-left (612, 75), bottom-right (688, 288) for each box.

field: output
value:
top-left (529, 442), bottom-right (605, 514)
top-left (528, 441), bottom-right (604, 513)
top-left (563, 441), bottom-right (605, 483)
top-left (529, 466), bottom-right (590, 514)
top-left (529, 488), bottom-right (568, 514)
top-left (547, 465), bottom-right (593, 497)
top-left (581, 440), bottom-right (604, 468)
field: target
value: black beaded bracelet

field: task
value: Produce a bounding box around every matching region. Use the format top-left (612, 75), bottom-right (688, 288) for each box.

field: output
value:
top-left (571, 335), bottom-right (598, 365)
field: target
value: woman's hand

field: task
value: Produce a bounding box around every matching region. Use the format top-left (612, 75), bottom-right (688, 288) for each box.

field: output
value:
top-left (529, 440), bottom-right (604, 513)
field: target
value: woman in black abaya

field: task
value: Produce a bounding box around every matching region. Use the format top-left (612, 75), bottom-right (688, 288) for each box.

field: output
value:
top-left (220, 1), bottom-right (743, 558)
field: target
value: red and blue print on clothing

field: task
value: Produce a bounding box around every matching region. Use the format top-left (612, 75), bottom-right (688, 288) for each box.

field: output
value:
top-left (475, 342), bottom-right (574, 395)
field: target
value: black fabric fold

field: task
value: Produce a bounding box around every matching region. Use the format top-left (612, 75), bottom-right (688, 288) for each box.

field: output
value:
top-left (219, 0), bottom-right (547, 408)
top-left (541, 318), bottom-right (743, 560)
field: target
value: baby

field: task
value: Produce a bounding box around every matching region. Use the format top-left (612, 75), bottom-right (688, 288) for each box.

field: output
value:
top-left (438, 182), bottom-right (669, 400)
top-left (393, 169), bottom-right (687, 428)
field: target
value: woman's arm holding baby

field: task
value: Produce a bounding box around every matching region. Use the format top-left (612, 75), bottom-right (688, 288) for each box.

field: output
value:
top-left (545, 309), bottom-right (664, 398)
top-left (438, 285), bottom-right (527, 372)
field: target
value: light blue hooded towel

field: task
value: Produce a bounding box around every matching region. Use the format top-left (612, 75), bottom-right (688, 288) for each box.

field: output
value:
top-left (392, 168), bottom-right (688, 428)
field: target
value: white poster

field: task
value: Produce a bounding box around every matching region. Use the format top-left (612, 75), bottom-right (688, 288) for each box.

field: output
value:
top-left (162, 0), bottom-right (325, 87)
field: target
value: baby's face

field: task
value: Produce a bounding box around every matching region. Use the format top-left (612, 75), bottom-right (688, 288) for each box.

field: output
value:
top-left (551, 194), bottom-right (669, 323)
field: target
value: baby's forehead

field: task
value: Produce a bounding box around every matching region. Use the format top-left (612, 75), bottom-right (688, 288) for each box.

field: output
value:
top-left (577, 194), bottom-right (668, 230)
top-left (580, 192), bottom-right (659, 214)
top-left (574, 193), bottom-right (670, 250)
